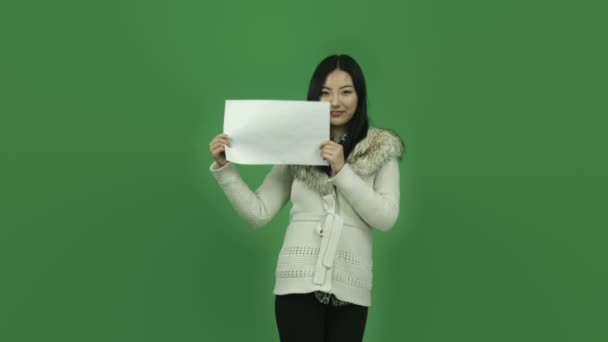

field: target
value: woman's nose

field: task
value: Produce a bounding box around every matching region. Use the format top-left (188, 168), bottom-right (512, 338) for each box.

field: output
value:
top-left (330, 94), bottom-right (339, 106)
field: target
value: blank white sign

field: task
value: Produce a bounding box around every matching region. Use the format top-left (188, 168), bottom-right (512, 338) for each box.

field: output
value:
top-left (223, 100), bottom-right (330, 165)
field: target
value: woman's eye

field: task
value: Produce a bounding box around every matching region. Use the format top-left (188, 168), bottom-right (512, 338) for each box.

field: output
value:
top-left (342, 90), bottom-right (352, 95)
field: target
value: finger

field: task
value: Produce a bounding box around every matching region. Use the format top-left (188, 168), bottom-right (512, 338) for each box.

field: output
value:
top-left (320, 150), bottom-right (332, 157)
top-left (320, 151), bottom-right (334, 160)
top-left (321, 146), bottom-right (337, 153)
top-left (210, 140), bottom-right (223, 149)
top-left (324, 144), bottom-right (340, 151)
top-left (217, 139), bottom-right (231, 147)
top-left (319, 140), bottom-right (334, 148)
top-left (211, 146), bottom-right (225, 155)
top-left (212, 141), bottom-right (226, 148)
top-left (211, 141), bottom-right (229, 151)
top-left (213, 135), bottom-right (231, 145)
top-left (210, 137), bottom-right (226, 146)
top-left (211, 143), bottom-right (225, 151)
top-left (212, 138), bottom-right (231, 147)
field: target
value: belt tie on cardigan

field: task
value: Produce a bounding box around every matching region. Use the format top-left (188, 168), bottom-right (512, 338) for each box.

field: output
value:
top-left (313, 194), bottom-right (343, 285)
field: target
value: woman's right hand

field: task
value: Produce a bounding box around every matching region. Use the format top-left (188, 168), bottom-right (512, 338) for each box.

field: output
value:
top-left (209, 133), bottom-right (231, 167)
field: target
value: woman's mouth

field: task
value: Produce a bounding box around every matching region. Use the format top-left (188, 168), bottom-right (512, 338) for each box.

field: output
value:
top-left (331, 111), bottom-right (344, 117)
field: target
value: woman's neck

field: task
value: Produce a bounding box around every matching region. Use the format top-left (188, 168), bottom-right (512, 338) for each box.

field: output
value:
top-left (330, 127), bottom-right (346, 138)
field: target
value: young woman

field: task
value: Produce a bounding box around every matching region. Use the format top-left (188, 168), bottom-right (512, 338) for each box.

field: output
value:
top-left (208, 54), bottom-right (404, 342)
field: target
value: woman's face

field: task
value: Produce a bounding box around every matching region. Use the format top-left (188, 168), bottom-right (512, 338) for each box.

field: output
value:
top-left (320, 69), bottom-right (358, 131)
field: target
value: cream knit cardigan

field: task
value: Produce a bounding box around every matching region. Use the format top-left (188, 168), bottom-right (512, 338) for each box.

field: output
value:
top-left (210, 127), bottom-right (404, 307)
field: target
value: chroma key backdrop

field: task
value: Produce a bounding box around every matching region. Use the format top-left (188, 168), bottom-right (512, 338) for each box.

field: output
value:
top-left (1, 0), bottom-right (606, 341)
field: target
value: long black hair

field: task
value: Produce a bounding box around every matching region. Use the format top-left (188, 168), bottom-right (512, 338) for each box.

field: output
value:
top-left (307, 54), bottom-right (370, 174)
top-left (307, 55), bottom-right (369, 174)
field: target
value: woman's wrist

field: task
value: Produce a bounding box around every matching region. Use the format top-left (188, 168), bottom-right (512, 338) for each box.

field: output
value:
top-left (331, 163), bottom-right (345, 176)
top-left (215, 160), bottom-right (228, 168)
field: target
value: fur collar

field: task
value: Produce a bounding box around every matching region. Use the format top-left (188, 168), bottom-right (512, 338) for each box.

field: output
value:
top-left (288, 127), bottom-right (405, 195)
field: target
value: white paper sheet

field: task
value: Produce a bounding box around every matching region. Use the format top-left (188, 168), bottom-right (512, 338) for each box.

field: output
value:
top-left (223, 100), bottom-right (330, 165)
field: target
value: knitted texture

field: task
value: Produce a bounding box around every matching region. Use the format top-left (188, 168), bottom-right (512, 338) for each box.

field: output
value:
top-left (210, 127), bottom-right (403, 307)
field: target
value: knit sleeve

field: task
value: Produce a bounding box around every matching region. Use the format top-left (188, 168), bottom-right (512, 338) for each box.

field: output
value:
top-left (328, 159), bottom-right (400, 232)
top-left (210, 161), bottom-right (293, 229)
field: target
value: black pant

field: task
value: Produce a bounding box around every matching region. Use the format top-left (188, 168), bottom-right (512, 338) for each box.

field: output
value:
top-left (275, 293), bottom-right (368, 342)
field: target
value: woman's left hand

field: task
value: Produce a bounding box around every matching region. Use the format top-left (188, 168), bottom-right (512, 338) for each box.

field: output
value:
top-left (320, 140), bottom-right (345, 176)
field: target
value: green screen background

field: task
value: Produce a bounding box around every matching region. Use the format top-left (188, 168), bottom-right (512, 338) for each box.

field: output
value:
top-left (1, 0), bottom-right (606, 341)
